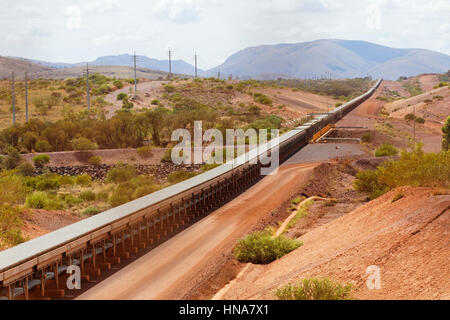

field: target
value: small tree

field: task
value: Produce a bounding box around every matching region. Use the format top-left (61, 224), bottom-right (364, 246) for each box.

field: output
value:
top-left (2, 146), bottom-right (22, 170)
top-left (443, 116), bottom-right (450, 151)
top-left (33, 154), bottom-right (50, 168)
top-left (71, 137), bottom-right (98, 151)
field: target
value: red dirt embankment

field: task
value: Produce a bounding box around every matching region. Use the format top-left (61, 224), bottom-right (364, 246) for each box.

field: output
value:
top-left (220, 187), bottom-right (450, 300)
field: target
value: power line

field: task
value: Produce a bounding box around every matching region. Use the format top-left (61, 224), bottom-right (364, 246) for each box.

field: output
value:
top-left (168, 48), bottom-right (172, 81)
top-left (11, 72), bottom-right (15, 125)
top-left (25, 72), bottom-right (28, 122)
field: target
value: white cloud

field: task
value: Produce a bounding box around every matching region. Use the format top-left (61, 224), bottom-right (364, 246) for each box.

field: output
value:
top-left (65, 5), bottom-right (81, 30)
top-left (366, 3), bottom-right (381, 30)
top-left (153, 0), bottom-right (203, 24)
top-left (320, 0), bottom-right (341, 10)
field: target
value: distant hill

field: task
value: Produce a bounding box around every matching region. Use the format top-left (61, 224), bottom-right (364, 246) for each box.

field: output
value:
top-left (25, 54), bottom-right (201, 77)
top-left (206, 39), bottom-right (450, 80)
top-left (0, 56), bottom-right (52, 79)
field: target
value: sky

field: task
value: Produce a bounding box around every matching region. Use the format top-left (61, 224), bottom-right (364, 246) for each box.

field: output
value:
top-left (1, 0), bottom-right (449, 70)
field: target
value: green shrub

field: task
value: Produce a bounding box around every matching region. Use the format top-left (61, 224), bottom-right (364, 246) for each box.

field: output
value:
top-left (106, 164), bottom-right (136, 183)
top-left (361, 133), bottom-right (373, 143)
top-left (59, 194), bottom-right (82, 207)
top-left (233, 231), bottom-right (302, 264)
top-left (17, 162), bottom-right (34, 176)
top-left (83, 207), bottom-right (100, 216)
top-left (35, 140), bottom-right (52, 152)
top-left (88, 156), bottom-right (102, 165)
top-left (71, 137), bottom-right (98, 151)
top-left (164, 85), bottom-right (175, 93)
top-left (25, 191), bottom-right (50, 209)
top-left (167, 171), bottom-right (198, 184)
top-left (132, 184), bottom-right (161, 199)
top-left (161, 149), bottom-right (173, 163)
top-left (254, 93), bottom-right (273, 106)
top-left (33, 154), bottom-right (50, 168)
top-left (79, 191), bottom-right (96, 201)
top-left (136, 146), bottom-right (153, 158)
top-left (109, 192), bottom-right (131, 207)
top-left (96, 191), bottom-right (109, 202)
top-left (36, 178), bottom-right (60, 191)
top-left (201, 163), bottom-right (221, 172)
top-left (0, 205), bottom-right (25, 247)
top-left (415, 117), bottom-right (425, 124)
top-left (0, 174), bottom-right (27, 205)
top-left (75, 174), bottom-right (92, 187)
top-left (275, 278), bottom-right (354, 300)
top-left (113, 80), bottom-right (123, 89)
top-left (248, 105), bottom-right (261, 114)
top-left (2, 146), bottom-right (22, 170)
top-left (443, 116), bottom-right (450, 151)
top-left (151, 99), bottom-right (160, 105)
top-left (117, 93), bottom-right (128, 101)
top-left (56, 175), bottom-right (75, 186)
top-left (355, 145), bottom-right (450, 199)
top-left (375, 143), bottom-right (398, 157)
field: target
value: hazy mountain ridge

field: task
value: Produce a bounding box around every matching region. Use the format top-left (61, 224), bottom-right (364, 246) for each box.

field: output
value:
top-left (3, 39), bottom-right (449, 80)
top-left (206, 39), bottom-right (450, 80)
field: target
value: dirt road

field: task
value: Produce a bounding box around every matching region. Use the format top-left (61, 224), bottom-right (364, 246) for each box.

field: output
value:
top-left (77, 162), bottom-right (318, 300)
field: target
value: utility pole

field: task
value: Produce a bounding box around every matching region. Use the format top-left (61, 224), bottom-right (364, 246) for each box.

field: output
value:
top-left (168, 49), bottom-right (172, 81)
top-left (25, 72), bottom-right (28, 122)
top-left (194, 52), bottom-right (198, 78)
top-left (11, 72), bottom-right (15, 125)
top-left (413, 105), bottom-right (416, 144)
top-left (86, 63), bottom-right (90, 111)
top-left (134, 51), bottom-right (137, 95)
top-left (218, 70), bottom-right (220, 80)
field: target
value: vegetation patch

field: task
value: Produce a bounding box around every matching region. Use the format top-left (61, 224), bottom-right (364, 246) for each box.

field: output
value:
top-left (275, 278), bottom-right (354, 300)
top-left (233, 230), bottom-right (302, 264)
top-left (374, 143), bottom-right (398, 157)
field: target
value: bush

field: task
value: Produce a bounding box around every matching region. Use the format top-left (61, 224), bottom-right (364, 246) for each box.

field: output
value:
top-left (161, 149), bottom-right (173, 163)
top-left (415, 117), bottom-right (425, 124)
top-left (443, 116), bottom-right (450, 151)
top-left (83, 207), bottom-right (100, 216)
top-left (374, 143), bottom-right (398, 157)
top-left (404, 113), bottom-right (415, 121)
top-left (75, 174), bottom-right (92, 187)
top-left (361, 133), bottom-right (373, 143)
top-left (167, 171), bottom-right (198, 184)
top-left (132, 184), bottom-right (161, 199)
top-left (35, 140), bottom-right (52, 152)
top-left (106, 163), bottom-right (136, 183)
top-left (164, 85), bottom-right (175, 93)
top-left (33, 154), bottom-right (50, 168)
top-left (0, 174), bottom-right (27, 205)
top-left (113, 80), bottom-right (123, 89)
top-left (96, 191), bottom-right (109, 202)
top-left (17, 162), bottom-right (34, 176)
top-left (71, 137), bottom-right (98, 151)
top-left (248, 105), bottom-right (261, 114)
top-left (56, 175), bottom-right (75, 186)
top-left (88, 156), bottom-right (102, 165)
top-left (36, 178), bottom-right (60, 191)
top-left (233, 231), bottom-right (302, 264)
top-left (275, 278), bottom-right (354, 300)
top-left (25, 191), bottom-right (49, 209)
top-left (254, 93), bottom-right (273, 106)
top-left (354, 145), bottom-right (450, 199)
top-left (59, 194), bottom-right (82, 207)
top-left (117, 93), bottom-right (128, 101)
top-left (151, 99), bottom-right (160, 105)
top-left (79, 191), bottom-right (96, 201)
top-left (2, 146), bottom-right (22, 170)
top-left (0, 205), bottom-right (25, 247)
top-left (136, 146), bottom-right (153, 158)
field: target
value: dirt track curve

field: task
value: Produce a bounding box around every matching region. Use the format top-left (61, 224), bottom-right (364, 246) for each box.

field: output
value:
top-left (77, 163), bottom-right (318, 299)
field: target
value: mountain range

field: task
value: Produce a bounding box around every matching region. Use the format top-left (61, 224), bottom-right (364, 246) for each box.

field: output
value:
top-left (2, 39), bottom-right (450, 80)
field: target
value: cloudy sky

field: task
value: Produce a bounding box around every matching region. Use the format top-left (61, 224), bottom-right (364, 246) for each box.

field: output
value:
top-left (1, 0), bottom-right (449, 69)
